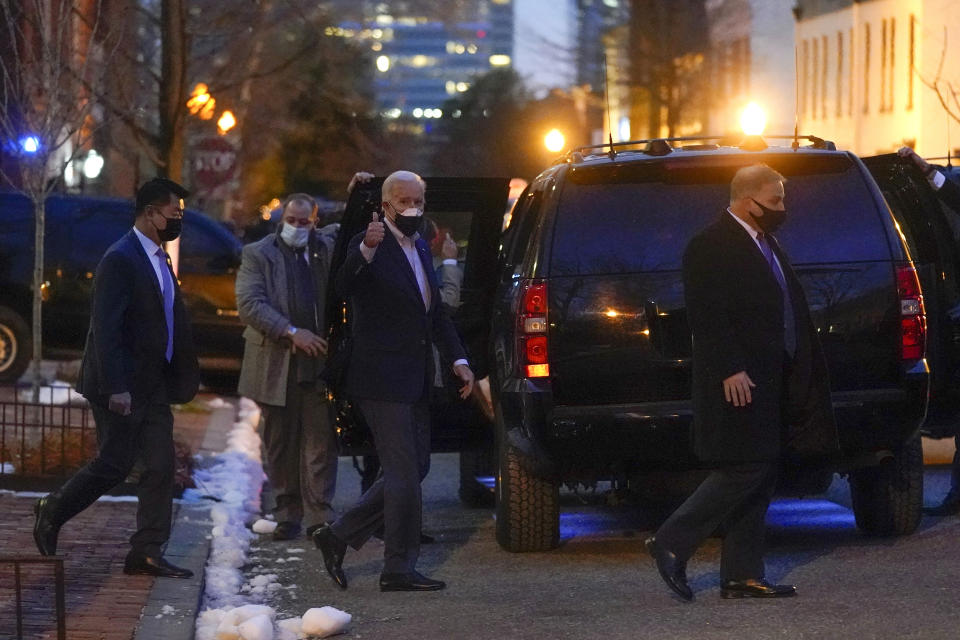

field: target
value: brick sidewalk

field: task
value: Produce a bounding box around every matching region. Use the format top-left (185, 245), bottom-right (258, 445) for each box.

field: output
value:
top-left (0, 392), bottom-right (233, 640)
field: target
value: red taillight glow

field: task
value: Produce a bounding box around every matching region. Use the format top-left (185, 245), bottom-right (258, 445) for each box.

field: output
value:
top-left (896, 264), bottom-right (925, 361)
top-left (519, 281), bottom-right (549, 378)
top-left (526, 364), bottom-right (550, 377)
top-left (525, 335), bottom-right (548, 364)
top-left (523, 283), bottom-right (547, 314)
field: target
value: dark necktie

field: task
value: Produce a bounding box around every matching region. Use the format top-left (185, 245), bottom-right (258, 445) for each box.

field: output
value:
top-left (293, 248), bottom-right (316, 329)
top-left (756, 232), bottom-right (797, 357)
top-left (155, 247), bottom-right (175, 362)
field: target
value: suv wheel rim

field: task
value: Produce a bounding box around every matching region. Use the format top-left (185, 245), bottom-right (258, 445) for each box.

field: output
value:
top-left (0, 324), bottom-right (16, 373)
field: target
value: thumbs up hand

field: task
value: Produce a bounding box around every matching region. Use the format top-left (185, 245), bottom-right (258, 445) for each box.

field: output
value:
top-left (364, 210), bottom-right (386, 248)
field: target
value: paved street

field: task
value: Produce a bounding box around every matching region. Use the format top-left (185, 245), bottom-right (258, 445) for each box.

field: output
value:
top-left (246, 454), bottom-right (960, 640)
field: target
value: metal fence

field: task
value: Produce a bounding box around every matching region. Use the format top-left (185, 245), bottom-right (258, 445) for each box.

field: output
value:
top-left (0, 384), bottom-right (94, 488)
top-left (0, 556), bottom-right (66, 640)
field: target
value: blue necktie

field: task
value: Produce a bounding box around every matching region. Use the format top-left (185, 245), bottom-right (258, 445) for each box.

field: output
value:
top-left (756, 232), bottom-right (797, 357)
top-left (156, 248), bottom-right (175, 362)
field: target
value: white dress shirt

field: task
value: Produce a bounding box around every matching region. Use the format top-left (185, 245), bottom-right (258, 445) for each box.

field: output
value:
top-left (133, 226), bottom-right (169, 294)
top-left (930, 171), bottom-right (946, 190)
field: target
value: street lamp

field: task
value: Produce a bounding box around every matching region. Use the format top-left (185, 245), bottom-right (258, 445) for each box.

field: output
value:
top-left (217, 110), bottom-right (236, 135)
top-left (544, 129), bottom-right (565, 153)
top-left (187, 83), bottom-right (216, 120)
top-left (740, 101), bottom-right (767, 136)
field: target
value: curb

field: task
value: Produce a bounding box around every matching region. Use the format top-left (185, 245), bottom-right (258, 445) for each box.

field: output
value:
top-left (132, 401), bottom-right (239, 640)
top-left (133, 502), bottom-right (212, 640)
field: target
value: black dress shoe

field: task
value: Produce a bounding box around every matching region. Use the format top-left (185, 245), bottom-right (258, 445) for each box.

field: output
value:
top-left (33, 494), bottom-right (61, 556)
top-left (123, 555), bottom-right (193, 579)
top-left (379, 571), bottom-right (445, 592)
top-left (924, 491), bottom-right (960, 516)
top-left (721, 578), bottom-right (797, 599)
top-left (272, 521), bottom-right (302, 541)
top-left (312, 525), bottom-right (348, 590)
top-left (645, 536), bottom-right (692, 601)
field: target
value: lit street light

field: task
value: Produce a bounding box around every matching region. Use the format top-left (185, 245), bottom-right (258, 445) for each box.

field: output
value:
top-left (187, 83), bottom-right (216, 120)
top-left (740, 101), bottom-right (767, 136)
top-left (218, 110), bottom-right (237, 135)
top-left (544, 129), bottom-right (565, 153)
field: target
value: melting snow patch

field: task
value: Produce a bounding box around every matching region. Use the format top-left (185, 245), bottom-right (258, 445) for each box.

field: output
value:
top-left (252, 519), bottom-right (278, 534)
top-left (17, 381), bottom-right (85, 405)
top-left (207, 397), bottom-right (235, 410)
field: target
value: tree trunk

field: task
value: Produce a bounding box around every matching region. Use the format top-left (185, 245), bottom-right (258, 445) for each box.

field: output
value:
top-left (159, 0), bottom-right (187, 183)
top-left (31, 196), bottom-right (45, 401)
top-left (159, 0), bottom-right (187, 271)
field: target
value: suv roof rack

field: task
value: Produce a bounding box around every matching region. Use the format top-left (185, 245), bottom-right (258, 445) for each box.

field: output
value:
top-left (565, 134), bottom-right (836, 162)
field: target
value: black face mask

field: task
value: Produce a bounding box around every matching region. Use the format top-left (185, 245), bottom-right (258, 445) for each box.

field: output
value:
top-left (393, 214), bottom-right (423, 237)
top-left (154, 215), bottom-right (182, 242)
top-left (749, 198), bottom-right (787, 234)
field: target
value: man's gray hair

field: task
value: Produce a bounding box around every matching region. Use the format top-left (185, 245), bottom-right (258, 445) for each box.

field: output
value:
top-left (282, 192), bottom-right (318, 216)
top-left (730, 164), bottom-right (786, 202)
top-left (382, 170), bottom-right (426, 202)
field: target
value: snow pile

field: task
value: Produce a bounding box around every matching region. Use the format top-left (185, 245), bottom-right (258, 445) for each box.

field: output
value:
top-left (17, 381), bottom-right (85, 405)
top-left (193, 398), bottom-right (351, 640)
top-left (1, 463), bottom-right (14, 474)
top-left (207, 397), bottom-right (235, 410)
top-left (251, 519), bottom-right (278, 534)
top-left (301, 607), bottom-right (352, 637)
top-left (197, 605), bottom-right (349, 640)
top-left (192, 398), bottom-right (267, 637)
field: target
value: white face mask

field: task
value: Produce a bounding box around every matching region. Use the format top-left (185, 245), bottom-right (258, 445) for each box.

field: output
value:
top-left (281, 222), bottom-right (311, 248)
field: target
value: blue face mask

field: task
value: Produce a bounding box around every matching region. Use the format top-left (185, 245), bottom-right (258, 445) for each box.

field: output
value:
top-left (281, 222), bottom-right (310, 248)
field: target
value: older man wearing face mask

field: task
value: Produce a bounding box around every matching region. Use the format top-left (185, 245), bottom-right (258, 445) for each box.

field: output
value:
top-left (313, 170), bottom-right (474, 593)
top-left (236, 193), bottom-right (338, 541)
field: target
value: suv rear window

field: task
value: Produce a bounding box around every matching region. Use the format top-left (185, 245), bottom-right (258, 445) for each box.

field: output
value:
top-left (550, 153), bottom-right (891, 276)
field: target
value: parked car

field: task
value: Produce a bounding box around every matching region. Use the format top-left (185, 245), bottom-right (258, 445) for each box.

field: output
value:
top-left (0, 192), bottom-right (244, 383)
top-left (485, 137), bottom-right (937, 551)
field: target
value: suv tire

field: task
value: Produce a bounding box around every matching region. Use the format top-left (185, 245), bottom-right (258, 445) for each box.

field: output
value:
top-left (849, 434), bottom-right (923, 536)
top-left (0, 306), bottom-right (31, 383)
top-left (495, 436), bottom-right (560, 552)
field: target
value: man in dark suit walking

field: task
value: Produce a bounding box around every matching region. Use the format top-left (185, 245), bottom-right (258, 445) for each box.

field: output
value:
top-left (33, 178), bottom-right (200, 578)
top-left (313, 170), bottom-right (474, 592)
top-left (646, 164), bottom-right (838, 600)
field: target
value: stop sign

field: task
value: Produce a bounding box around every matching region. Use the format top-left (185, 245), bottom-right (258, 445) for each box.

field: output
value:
top-left (193, 137), bottom-right (237, 189)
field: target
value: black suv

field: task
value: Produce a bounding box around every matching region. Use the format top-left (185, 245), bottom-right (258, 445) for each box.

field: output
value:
top-left (0, 192), bottom-right (244, 382)
top-left (488, 137), bottom-right (939, 552)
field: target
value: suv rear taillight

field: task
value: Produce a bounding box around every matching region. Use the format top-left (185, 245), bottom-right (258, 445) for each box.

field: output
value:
top-left (519, 281), bottom-right (549, 377)
top-left (896, 264), bottom-right (925, 361)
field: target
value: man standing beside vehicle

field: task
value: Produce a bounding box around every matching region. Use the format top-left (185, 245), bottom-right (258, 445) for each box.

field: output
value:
top-left (646, 164), bottom-right (838, 601)
top-left (899, 145), bottom-right (960, 516)
top-left (236, 194), bottom-right (338, 541)
top-left (312, 170), bottom-right (475, 592)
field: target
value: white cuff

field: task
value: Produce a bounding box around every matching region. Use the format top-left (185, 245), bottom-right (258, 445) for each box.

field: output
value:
top-left (452, 359), bottom-right (468, 368)
top-left (930, 170), bottom-right (946, 190)
top-left (442, 259), bottom-right (458, 266)
top-left (359, 241), bottom-right (377, 263)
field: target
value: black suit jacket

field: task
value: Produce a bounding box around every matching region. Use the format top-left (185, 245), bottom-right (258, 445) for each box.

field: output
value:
top-left (336, 229), bottom-right (466, 403)
top-left (684, 212), bottom-right (837, 464)
top-left (77, 230), bottom-right (200, 408)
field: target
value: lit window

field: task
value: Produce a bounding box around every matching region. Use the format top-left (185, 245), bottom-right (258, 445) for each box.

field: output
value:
top-left (489, 54), bottom-right (511, 66)
top-left (376, 56), bottom-right (390, 72)
top-left (456, 82), bottom-right (469, 92)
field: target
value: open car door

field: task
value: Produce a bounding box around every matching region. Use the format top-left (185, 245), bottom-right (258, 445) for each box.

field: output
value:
top-left (325, 176), bottom-right (509, 456)
top-left (863, 153), bottom-right (960, 438)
